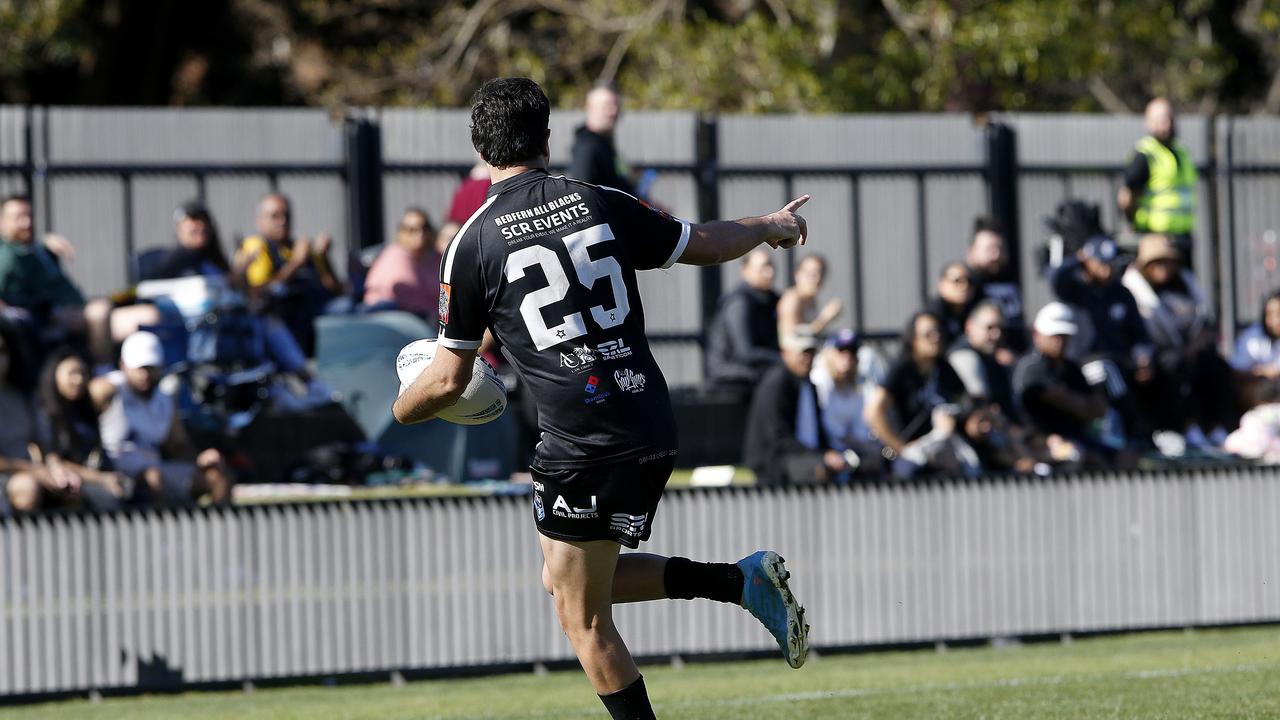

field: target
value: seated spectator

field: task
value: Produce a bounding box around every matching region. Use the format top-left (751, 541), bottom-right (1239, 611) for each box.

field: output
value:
top-left (926, 262), bottom-right (976, 345)
top-left (1122, 233), bottom-right (1237, 441)
top-left (0, 194), bottom-right (159, 364)
top-left (148, 200), bottom-right (237, 281)
top-left (864, 311), bottom-right (976, 478)
top-left (809, 329), bottom-right (882, 475)
top-left (1231, 289), bottom-right (1280, 409)
top-left (437, 160), bottom-right (492, 251)
top-left (363, 207), bottom-right (441, 321)
top-left (0, 323), bottom-right (41, 515)
top-left (236, 193), bottom-right (345, 355)
top-left (36, 349), bottom-right (128, 511)
top-left (777, 254), bottom-right (842, 339)
top-left (947, 301), bottom-right (1017, 415)
top-left (151, 201), bottom-right (322, 392)
top-left (705, 249), bottom-right (780, 397)
top-left (1050, 235), bottom-right (1155, 444)
top-left (91, 331), bottom-right (231, 507)
top-left (1013, 303), bottom-right (1116, 467)
top-left (744, 332), bottom-right (848, 485)
top-left (966, 216), bottom-right (1028, 355)
top-left (958, 399), bottom-right (1039, 474)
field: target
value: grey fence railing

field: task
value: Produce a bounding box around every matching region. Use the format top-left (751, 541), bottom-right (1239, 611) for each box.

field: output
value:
top-left (2, 465), bottom-right (1278, 698)
top-left (5, 108), bottom-right (1280, 362)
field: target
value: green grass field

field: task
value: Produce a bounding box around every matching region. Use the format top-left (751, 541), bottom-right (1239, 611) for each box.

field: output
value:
top-left (10, 626), bottom-right (1280, 719)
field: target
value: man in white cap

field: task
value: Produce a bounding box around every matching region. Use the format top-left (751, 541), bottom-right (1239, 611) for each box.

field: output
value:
top-left (1013, 303), bottom-right (1113, 465)
top-left (90, 331), bottom-right (231, 507)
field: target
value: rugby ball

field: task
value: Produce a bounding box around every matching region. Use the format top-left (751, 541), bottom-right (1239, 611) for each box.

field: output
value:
top-left (395, 339), bottom-right (507, 425)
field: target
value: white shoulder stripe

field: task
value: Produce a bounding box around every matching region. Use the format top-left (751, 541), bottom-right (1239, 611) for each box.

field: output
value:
top-left (442, 195), bottom-right (498, 284)
top-left (662, 221), bottom-right (692, 269)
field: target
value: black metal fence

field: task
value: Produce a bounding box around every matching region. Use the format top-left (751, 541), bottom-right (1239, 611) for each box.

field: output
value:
top-left (2, 108), bottom-right (1278, 347)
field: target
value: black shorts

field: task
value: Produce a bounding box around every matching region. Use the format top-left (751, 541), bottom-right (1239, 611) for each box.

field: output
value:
top-left (530, 451), bottom-right (676, 549)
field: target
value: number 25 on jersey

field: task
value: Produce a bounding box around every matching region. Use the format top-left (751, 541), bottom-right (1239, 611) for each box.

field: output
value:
top-left (504, 223), bottom-right (630, 351)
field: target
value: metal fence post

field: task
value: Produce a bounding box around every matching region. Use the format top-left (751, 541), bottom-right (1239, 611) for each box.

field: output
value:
top-left (985, 122), bottom-right (1021, 284)
top-left (695, 114), bottom-right (721, 339)
top-left (1219, 115), bottom-right (1239, 338)
top-left (344, 113), bottom-right (384, 250)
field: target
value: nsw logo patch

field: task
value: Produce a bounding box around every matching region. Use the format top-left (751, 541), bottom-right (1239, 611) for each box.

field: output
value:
top-left (438, 283), bottom-right (452, 326)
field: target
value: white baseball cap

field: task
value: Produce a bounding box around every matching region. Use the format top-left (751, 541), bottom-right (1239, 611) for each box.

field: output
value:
top-left (1033, 302), bottom-right (1078, 337)
top-left (120, 331), bottom-right (165, 369)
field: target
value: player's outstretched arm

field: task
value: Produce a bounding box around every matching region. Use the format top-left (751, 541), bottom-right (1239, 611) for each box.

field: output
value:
top-left (677, 194), bottom-right (810, 266)
top-left (392, 345), bottom-right (477, 425)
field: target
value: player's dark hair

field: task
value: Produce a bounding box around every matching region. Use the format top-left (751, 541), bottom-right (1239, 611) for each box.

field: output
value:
top-left (971, 215), bottom-right (1004, 241)
top-left (470, 77), bottom-right (551, 169)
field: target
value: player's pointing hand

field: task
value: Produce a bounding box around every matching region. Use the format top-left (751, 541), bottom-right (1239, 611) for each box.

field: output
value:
top-left (768, 194), bottom-right (810, 250)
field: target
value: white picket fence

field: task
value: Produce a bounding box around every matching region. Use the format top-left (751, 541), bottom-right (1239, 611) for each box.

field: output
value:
top-left (2, 467), bottom-right (1278, 696)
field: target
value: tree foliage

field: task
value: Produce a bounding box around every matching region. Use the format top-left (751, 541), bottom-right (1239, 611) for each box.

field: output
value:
top-left (1, 0), bottom-right (1278, 113)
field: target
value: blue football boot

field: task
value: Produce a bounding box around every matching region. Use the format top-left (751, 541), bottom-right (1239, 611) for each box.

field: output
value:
top-left (737, 550), bottom-right (809, 668)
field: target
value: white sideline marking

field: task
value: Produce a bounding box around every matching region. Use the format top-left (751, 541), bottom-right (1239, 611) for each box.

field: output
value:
top-left (423, 662), bottom-right (1273, 719)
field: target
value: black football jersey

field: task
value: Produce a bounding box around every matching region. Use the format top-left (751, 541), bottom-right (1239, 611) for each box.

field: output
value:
top-left (438, 169), bottom-right (689, 468)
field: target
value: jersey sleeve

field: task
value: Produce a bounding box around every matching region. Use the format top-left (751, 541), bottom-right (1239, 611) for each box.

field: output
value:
top-left (437, 234), bottom-right (487, 350)
top-left (596, 186), bottom-right (690, 271)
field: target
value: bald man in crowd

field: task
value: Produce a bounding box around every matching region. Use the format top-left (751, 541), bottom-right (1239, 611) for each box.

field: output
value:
top-left (569, 83), bottom-right (638, 196)
top-left (236, 192), bottom-right (344, 354)
top-left (1118, 98), bottom-right (1198, 266)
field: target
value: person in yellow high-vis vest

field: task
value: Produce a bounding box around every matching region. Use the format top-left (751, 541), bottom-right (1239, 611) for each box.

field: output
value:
top-left (1117, 98), bottom-right (1198, 267)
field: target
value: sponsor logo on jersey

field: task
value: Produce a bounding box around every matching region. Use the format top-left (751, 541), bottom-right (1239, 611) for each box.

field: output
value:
top-left (552, 494), bottom-right (598, 520)
top-left (533, 492), bottom-right (545, 521)
top-left (560, 344), bottom-right (597, 374)
top-left (614, 368), bottom-right (646, 394)
top-left (438, 284), bottom-right (451, 326)
top-left (585, 375), bottom-right (600, 394)
top-left (610, 512), bottom-right (647, 538)
top-left (597, 338), bottom-right (633, 361)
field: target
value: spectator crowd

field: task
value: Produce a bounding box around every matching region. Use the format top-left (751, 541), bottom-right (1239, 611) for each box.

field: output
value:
top-left (1, 89), bottom-right (1270, 512)
top-left (721, 213), bottom-right (1268, 486)
top-left (0, 176), bottom-right (484, 516)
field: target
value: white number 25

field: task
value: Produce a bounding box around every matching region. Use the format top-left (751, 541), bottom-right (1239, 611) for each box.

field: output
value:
top-left (504, 223), bottom-right (629, 351)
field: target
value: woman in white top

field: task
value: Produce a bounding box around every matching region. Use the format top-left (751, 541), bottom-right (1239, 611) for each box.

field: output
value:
top-left (778, 254), bottom-right (843, 340)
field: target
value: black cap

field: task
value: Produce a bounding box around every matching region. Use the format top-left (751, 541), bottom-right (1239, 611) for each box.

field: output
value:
top-left (829, 328), bottom-right (860, 351)
top-left (174, 199), bottom-right (210, 224)
top-left (1080, 235), bottom-right (1118, 263)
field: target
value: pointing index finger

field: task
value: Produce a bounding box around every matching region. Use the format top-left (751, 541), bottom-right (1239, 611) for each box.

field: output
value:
top-left (782, 194), bottom-right (811, 213)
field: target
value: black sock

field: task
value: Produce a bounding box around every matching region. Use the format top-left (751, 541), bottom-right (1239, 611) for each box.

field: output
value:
top-left (663, 556), bottom-right (744, 604)
top-left (599, 675), bottom-right (656, 720)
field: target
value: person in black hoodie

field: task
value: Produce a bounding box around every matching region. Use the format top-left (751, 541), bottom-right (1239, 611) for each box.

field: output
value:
top-left (744, 332), bottom-right (848, 486)
top-left (705, 249), bottom-right (781, 397)
top-left (569, 83), bottom-right (637, 195)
